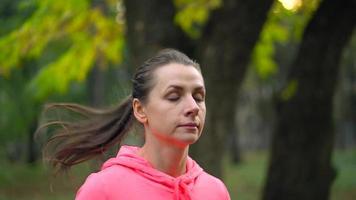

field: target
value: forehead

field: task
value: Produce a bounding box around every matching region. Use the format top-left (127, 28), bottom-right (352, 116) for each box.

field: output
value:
top-left (153, 63), bottom-right (204, 90)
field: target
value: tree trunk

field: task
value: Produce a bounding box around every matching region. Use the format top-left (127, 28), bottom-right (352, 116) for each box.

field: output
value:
top-left (191, 0), bottom-right (274, 177)
top-left (124, 0), bottom-right (194, 71)
top-left (334, 32), bottom-right (356, 148)
top-left (263, 0), bottom-right (356, 199)
top-left (88, 65), bottom-right (106, 107)
top-left (229, 130), bottom-right (241, 163)
top-left (87, 0), bottom-right (109, 107)
top-left (27, 119), bottom-right (38, 164)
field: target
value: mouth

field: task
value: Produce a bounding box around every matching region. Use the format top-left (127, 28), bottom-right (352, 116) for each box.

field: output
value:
top-left (178, 122), bottom-right (199, 128)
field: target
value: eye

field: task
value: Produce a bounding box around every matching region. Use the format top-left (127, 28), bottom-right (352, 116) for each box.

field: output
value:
top-left (166, 92), bottom-right (180, 101)
top-left (194, 93), bottom-right (205, 102)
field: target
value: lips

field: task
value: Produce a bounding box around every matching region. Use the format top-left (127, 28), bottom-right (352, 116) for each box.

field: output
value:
top-left (178, 122), bottom-right (198, 128)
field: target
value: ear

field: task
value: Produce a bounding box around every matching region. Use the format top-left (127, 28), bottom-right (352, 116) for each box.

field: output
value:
top-left (132, 98), bottom-right (147, 124)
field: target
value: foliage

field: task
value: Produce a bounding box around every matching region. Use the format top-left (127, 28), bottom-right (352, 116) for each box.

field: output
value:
top-left (251, 0), bottom-right (320, 80)
top-left (174, 0), bottom-right (221, 39)
top-left (0, 0), bottom-right (125, 146)
top-left (0, 0), bottom-right (125, 100)
top-left (0, 0), bottom-right (36, 36)
top-left (0, 1), bottom-right (38, 142)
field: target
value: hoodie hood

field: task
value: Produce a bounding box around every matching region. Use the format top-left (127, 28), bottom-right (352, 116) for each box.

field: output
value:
top-left (102, 145), bottom-right (203, 200)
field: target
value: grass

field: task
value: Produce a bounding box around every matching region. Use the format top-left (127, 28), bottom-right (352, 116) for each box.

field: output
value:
top-left (0, 148), bottom-right (355, 200)
top-left (225, 148), bottom-right (356, 200)
top-left (0, 165), bottom-right (81, 200)
top-left (0, 155), bottom-right (93, 200)
top-left (225, 151), bottom-right (268, 200)
top-left (331, 149), bottom-right (356, 200)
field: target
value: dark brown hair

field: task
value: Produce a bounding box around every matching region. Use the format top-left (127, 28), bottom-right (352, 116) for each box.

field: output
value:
top-left (37, 48), bottom-right (200, 171)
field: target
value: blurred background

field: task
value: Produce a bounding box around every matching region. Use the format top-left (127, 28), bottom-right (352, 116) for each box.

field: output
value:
top-left (0, 0), bottom-right (355, 199)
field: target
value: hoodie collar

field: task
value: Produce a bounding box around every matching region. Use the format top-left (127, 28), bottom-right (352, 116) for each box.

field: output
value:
top-left (102, 145), bottom-right (203, 200)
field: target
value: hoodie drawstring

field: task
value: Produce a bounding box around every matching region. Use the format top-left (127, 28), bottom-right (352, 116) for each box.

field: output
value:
top-left (174, 179), bottom-right (192, 200)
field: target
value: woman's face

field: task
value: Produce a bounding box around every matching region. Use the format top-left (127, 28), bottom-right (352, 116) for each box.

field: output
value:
top-left (139, 63), bottom-right (206, 148)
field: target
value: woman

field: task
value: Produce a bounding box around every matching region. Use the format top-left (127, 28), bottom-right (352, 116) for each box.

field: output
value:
top-left (40, 49), bottom-right (231, 200)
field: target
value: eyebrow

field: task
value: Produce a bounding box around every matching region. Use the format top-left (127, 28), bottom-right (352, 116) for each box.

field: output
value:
top-left (165, 85), bottom-right (206, 92)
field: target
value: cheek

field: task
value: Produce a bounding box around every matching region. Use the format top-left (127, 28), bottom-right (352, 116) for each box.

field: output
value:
top-left (199, 106), bottom-right (206, 124)
top-left (148, 106), bottom-right (175, 127)
top-left (200, 104), bottom-right (206, 118)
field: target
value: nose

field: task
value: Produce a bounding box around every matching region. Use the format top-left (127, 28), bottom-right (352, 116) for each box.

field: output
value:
top-left (184, 95), bottom-right (199, 117)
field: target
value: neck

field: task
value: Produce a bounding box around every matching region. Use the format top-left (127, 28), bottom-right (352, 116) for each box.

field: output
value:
top-left (138, 142), bottom-right (189, 177)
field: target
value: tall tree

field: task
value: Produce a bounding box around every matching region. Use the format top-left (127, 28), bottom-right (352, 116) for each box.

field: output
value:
top-left (263, 0), bottom-right (356, 199)
top-left (191, 0), bottom-right (274, 177)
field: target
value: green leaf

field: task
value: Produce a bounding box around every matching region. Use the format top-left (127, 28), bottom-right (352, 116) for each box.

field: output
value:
top-left (174, 0), bottom-right (222, 38)
top-left (0, 0), bottom-right (125, 99)
top-left (280, 79), bottom-right (298, 101)
top-left (251, 0), bottom-right (319, 80)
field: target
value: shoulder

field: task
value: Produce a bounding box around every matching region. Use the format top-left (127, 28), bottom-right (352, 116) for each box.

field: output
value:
top-left (195, 172), bottom-right (231, 200)
top-left (75, 172), bottom-right (107, 200)
top-left (75, 165), bottom-right (134, 200)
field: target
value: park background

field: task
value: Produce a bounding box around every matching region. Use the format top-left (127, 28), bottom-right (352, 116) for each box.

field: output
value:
top-left (0, 0), bottom-right (355, 199)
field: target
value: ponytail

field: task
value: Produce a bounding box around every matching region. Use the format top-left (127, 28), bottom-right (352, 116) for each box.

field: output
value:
top-left (37, 96), bottom-right (134, 172)
top-left (37, 48), bottom-right (200, 172)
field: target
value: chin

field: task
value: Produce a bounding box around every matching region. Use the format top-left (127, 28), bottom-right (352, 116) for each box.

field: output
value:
top-left (177, 134), bottom-right (200, 146)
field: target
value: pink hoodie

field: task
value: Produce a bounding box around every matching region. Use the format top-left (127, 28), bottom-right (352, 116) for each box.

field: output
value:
top-left (76, 145), bottom-right (231, 200)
